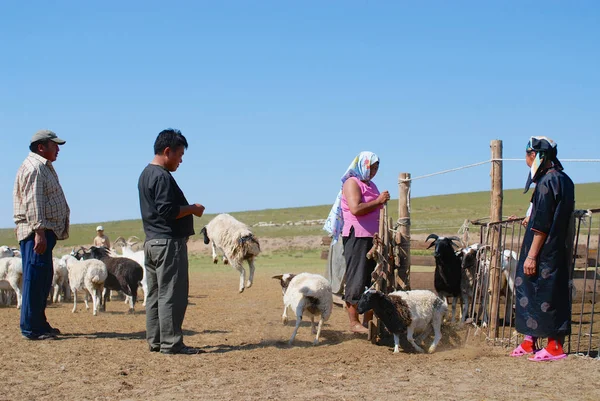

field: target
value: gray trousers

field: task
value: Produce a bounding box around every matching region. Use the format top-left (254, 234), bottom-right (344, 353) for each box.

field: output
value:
top-left (144, 237), bottom-right (189, 352)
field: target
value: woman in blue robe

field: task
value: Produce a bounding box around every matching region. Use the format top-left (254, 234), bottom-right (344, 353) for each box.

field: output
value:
top-left (511, 136), bottom-right (575, 362)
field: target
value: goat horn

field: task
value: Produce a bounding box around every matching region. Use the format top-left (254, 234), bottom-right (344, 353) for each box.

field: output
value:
top-left (271, 275), bottom-right (283, 281)
top-left (127, 235), bottom-right (141, 244)
top-left (113, 236), bottom-right (127, 245)
top-left (425, 234), bottom-right (439, 242)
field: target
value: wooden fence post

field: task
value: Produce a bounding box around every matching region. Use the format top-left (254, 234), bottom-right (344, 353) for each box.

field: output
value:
top-left (397, 173), bottom-right (411, 290)
top-left (489, 140), bottom-right (503, 337)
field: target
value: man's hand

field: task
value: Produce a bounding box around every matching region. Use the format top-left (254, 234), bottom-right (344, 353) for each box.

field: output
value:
top-left (34, 230), bottom-right (47, 255)
top-left (524, 256), bottom-right (537, 276)
top-left (192, 204), bottom-right (205, 217)
top-left (377, 191), bottom-right (390, 205)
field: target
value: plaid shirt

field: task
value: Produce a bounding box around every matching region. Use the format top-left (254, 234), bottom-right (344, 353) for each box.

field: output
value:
top-left (13, 152), bottom-right (70, 241)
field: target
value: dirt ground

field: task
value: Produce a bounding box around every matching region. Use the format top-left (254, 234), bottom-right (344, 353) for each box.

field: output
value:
top-left (1, 263), bottom-right (600, 401)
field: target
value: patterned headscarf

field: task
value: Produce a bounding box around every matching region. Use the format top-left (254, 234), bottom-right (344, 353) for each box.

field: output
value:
top-left (323, 151), bottom-right (380, 242)
top-left (524, 136), bottom-right (563, 193)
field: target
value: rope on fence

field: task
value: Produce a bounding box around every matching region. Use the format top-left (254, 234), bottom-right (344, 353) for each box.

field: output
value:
top-left (399, 158), bottom-right (600, 183)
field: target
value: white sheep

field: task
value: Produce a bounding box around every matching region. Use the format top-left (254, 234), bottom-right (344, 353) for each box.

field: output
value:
top-left (358, 289), bottom-right (448, 353)
top-left (0, 257), bottom-right (23, 309)
top-left (0, 245), bottom-right (16, 258)
top-left (201, 214), bottom-right (260, 293)
top-left (272, 273), bottom-right (333, 345)
top-left (501, 249), bottom-right (518, 295)
top-left (50, 257), bottom-right (70, 303)
top-left (60, 255), bottom-right (108, 316)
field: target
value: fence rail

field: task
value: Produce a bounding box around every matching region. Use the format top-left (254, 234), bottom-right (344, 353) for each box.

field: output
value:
top-left (466, 208), bottom-right (600, 358)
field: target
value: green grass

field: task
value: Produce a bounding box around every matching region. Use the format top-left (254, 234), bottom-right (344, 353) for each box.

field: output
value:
top-left (2, 182), bottom-right (598, 247)
top-left (188, 249), bottom-right (324, 274)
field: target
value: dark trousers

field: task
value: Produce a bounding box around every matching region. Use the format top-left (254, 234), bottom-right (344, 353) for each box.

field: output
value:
top-left (342, 227), bottom-right (376, 305)
top-left (20, 230), bottom-right (56, 337)
top-left (144, 238), bottom-right (189, 353)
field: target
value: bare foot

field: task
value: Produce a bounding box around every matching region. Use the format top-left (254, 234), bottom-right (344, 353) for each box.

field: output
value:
top-left (350, 323), bottom-right (369, 334)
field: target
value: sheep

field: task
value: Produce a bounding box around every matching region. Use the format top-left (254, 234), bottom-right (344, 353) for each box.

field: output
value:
top-left (112, 236), bottom-right (148, 307)
top-left (80, 246), bottom-right (144, 313)
top-left (426, 234), bottom-right (463, 322)
top-left (1, 245), bottom-right (16, 258)
top-left (201, 213), bottom-right (261, 293)
top-left (50, 257), bottom-right (70, 303)
top-left (357, 289), bottom-right (448, 354)
top-left (60, 255), bottom-right (107, 315)
top-left (0, 257), bottom-right (23, 308)
top-left (272, 273), bottom-right (333, 345)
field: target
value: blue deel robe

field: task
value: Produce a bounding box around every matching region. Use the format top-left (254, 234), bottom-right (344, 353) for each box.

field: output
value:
top-left (515, 167), bottom-right (575, 338)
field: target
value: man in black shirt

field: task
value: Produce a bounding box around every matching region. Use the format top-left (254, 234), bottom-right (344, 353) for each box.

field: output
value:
top-left (138, 129), bottom-right (205, 355)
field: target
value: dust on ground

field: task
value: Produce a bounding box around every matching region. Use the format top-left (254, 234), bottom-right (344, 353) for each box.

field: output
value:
top-left (1, 268), bottom-right (599, 401)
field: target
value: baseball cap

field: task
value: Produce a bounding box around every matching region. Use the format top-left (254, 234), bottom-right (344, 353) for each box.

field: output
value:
top-left (30, 129), bottom-right (66, 145)
top-left (96, 226), bottom-right (104, 231)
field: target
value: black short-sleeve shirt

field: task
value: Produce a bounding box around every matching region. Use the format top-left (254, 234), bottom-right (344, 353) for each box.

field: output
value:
top-left (138, 164), bottom-right (194, 240)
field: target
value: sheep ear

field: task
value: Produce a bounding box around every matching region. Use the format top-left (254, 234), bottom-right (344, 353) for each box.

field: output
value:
top-left (271, 275), bottom-right (283, 281)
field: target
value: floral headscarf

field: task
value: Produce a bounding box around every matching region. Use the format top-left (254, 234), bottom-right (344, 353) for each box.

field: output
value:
top-left (524, 136), bottom-right (563, 193)
top-left (323, 151), bottom-right (380, 242)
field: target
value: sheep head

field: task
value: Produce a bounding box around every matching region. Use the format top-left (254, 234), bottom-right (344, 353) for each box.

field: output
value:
top-left (272, 273), bottom-right (296, 296)
top-left (357, 289), bottom-right (380, 315)
top-left (200, 227), bottom-right (210, 245)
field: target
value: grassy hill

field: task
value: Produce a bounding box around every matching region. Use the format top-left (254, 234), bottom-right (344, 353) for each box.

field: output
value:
top-left (1, 182), bottom-right (598, 247)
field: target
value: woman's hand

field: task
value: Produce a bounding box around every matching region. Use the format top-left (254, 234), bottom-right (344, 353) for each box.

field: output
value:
top-left (377, 191), bottom-right (390, 205)
top-left (524, 256), bottom-right (537, 276)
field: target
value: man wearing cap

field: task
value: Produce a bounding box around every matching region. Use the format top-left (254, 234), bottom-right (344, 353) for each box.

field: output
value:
top-left (13, 130), bottom-right (70, 340)
top-left (93, 226), bottom-right (111, 248)
top-left (510, 136), bottom-right (575, 362)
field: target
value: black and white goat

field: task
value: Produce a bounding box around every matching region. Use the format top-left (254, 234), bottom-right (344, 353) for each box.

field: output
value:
top-left (76, 246), bottom-right (144, 313)
top-left (426, 234), bottom-right (463, 323)
top-left (272, 273), bottom-right (333, 345)
top-left (358, 289), bottom-right (447, 353)
top-left (201, 213), bottom-right (260, 293)
top-left (112, 236), bottom-right (148, 307)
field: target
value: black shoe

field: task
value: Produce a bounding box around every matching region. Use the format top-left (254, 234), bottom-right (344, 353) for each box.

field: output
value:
top-left (161, 346), bottom-right (202, 355)
top-left (48, 327), bottom-right (61, 335)
top-left (149, 346), bottom-right (160, 353)
top-left (23, 333), bottom-right (56, 341)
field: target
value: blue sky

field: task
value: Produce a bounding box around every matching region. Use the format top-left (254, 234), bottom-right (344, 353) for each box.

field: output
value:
top-left (1, 1), bottom-right (598, 228)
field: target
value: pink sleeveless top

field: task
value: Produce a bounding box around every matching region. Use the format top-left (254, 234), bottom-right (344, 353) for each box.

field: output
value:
top-left (341, 177), bottom-right (381, 237)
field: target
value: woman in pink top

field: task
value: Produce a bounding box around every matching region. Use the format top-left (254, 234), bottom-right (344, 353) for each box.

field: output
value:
top-left (324, 151), bottom-right (390, 333)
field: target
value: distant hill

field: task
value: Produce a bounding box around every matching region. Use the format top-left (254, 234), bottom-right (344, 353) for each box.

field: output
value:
top-left (1, 182), bottom-right (598, 247)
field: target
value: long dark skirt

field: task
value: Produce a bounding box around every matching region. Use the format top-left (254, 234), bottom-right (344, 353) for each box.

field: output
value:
top-left (342, 227), bottom-right (376, 305)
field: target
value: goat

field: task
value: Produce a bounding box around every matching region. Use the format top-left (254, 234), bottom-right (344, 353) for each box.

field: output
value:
top-left (272, 273), bottom-right (333, 345)
top-left (0, 257), bottom-right (23, 308)
top-left (460, 244), bottom-right (489, 323)
top-left (201, 214), bottom-right (260, 293)
top-left (60, 255), bottom-right (107, 315)
top-left (358, 289), bottom-right (447, 353)
top-left (80, 246), bottom-right (144, 313)
top-left (426, 234), bottom-right (463, 322)
top-left (112, 236), bottom-right (148, 307)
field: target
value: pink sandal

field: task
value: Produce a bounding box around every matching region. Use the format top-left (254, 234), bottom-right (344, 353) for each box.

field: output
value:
top-left (510, 344), bottom-right (535, 357)
top-left (527, 348), bottom-right (567, 362)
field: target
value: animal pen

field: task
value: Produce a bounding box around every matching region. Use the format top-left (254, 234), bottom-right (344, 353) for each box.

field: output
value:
top-left (329, 140), bottom-right (600, 354)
